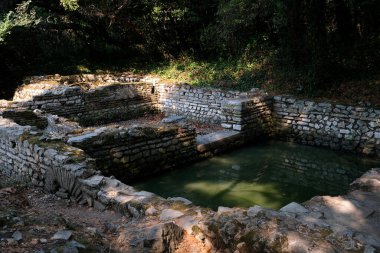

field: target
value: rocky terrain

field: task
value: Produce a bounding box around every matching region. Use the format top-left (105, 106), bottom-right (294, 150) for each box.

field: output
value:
top-left (0, 174), bottom-right (208, 253)
top-left (1, 168), bottom-right (380, 253)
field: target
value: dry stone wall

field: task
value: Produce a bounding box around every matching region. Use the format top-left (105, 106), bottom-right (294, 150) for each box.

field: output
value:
top-left (67, 125), bottom-right (197, 182)
top-left (0, 117), bottom-right (94, 203)
top-left (155, 83), bottom-right (263, 124)
top-left (13, 82), bottom-right (158, 126)
top-left (273, 96), bottom-right (380, 157)
top-left (220, 96), bottom-right (273, 139)
top-left (1, 109), bottom-right (48, 129)
top-left (12, 74), bottom-right (270, 128)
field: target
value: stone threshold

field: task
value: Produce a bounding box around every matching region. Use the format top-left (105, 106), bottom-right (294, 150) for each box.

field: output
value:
top-left (196, 130), bottom-right (243, 157)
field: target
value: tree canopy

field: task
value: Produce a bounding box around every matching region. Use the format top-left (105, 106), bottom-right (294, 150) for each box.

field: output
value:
top-left (0, 0), bottom-right (379, 98)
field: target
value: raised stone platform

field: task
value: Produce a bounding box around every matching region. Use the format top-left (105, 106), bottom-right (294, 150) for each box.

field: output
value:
top-left (196, 130), bottom-right (243, 157)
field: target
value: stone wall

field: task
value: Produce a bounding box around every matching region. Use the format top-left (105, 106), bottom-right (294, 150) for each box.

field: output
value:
top-left (11, 74), bottom-right (270, 128)
top-left (67, 125), bottom-right (197, 182)
top-left (0, 117), bottom-right (94, 203)
top-left (220, 96), bottom-right (274, 139)
top-left (155, 83), bottom-right (263, 124)
top-left (273, 96), bottom-right (380, 157)
top-left (1, 109), bottom-right (48, 129)
top-left (13, 82), bottom-right (158, 126)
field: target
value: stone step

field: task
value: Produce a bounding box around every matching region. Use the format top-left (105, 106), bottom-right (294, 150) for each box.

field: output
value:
top-left (196, 130), bottom-right (242, 153)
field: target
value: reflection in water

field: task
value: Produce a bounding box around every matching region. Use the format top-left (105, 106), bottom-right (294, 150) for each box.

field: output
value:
top-left (133, 141), bottom-right (380, 210)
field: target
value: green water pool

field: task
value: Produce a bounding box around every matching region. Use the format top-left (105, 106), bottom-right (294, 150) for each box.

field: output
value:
top-left (133, 141), bottom-right (380, 210)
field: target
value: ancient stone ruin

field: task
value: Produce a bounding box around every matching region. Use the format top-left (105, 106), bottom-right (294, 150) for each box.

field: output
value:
top-left (0, 73), bottom-right (379, 252)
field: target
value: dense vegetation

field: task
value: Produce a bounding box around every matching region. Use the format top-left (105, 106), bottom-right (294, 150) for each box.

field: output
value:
top-left (1, 0), bottom-right (379, 103)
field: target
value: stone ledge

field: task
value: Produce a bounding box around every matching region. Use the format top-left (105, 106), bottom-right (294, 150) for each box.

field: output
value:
top-left (196, 130), bottom-right (242, 154)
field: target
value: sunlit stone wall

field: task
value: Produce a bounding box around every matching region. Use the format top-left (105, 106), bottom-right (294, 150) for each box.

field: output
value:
top-left (0, 117), bottom-right (93, 202)
top-left (155, 83), bottom-right (264, 124)
top-left (12, 81), bottom-right (158, 126)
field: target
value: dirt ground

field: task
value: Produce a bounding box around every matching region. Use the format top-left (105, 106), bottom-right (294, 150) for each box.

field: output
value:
top-left (0, 175), bottom-right (208, 253)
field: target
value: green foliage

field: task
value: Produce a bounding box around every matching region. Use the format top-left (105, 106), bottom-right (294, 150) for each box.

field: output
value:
top-left (201, 0), bottom-right (283, 56)
top-left (0, 0), bottom-right (40, 44)
top-left (60, 0), bottom-right (79, 11)
top-left (150, 55), bottom-right (269, 91)
top-left (0, 13), bottom-right (13, 43)
top-left (0, 0), bottom-right (379, 100)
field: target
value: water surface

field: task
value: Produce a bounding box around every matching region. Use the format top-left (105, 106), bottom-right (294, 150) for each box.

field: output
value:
top-left (133, 141), bottom-right (380, 210)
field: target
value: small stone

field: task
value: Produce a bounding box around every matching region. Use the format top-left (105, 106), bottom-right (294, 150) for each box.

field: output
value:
top-left (247, 205), bottom-right (264, 217)
top-left (51, 230), bottom-right (72, 240)
top-left (167, 197), bottom-right (192, 205)
top-left (161, 115), bottom-right (185, 123)
top-left (30, 238), bottom-right (39, 245)
top-left (66, 240), bottom-right (86, 249)
top-left (233, 124), bottom-right (242, 131)
top-left (340, 129), bottom-right (350, 134)
top-left (217, 206), bottom-right (233, 215)
top-left (40, 238), bottom-right (48, 243)
top-left (280, 202), bottom-right (308, 214)
top-left (221, 123), bottom-right (232, 129)
top-left (145, 206), bottom-right (158, 216)
top-left (86, 227), bottom-right (98, 235)
top-left (176, 216), bottom-right (198, 234)
top-left (12, 230), bottom-right (22, 242)
top-left (80, 175), bottom-right (104, 188)
top-left (159, 209), bottom-right (184, 221)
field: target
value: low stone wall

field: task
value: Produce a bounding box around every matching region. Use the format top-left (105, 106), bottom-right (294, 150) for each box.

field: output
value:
top-left (1, 109), bottom-right (48, 129)
top-left (220, 96), bottom-right (274, 139)
top-left (156, 83), bottom-right (263, 124)
top-left (0, 117), bottom-right (94, 203)
top-left (67, 125), bottom-right (197, 182)
top-left (273, 96), bottom-right (380, 157)
top-left (23, 73), bottom-right (141, 86)
top-left (13, 82), bottom-right (158, 126)
top-left (10, 74), bottom-right (271, 128)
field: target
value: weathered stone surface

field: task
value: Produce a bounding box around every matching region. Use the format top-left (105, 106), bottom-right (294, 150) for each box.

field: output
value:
top-left (145, 206), bottom-right (158, 216)
top-left (280, 202), bottom-right (308, 214)
top-left (247, 205), bottom-right (264, 217)
top-left (161, 115), bottom-right (185, 123)
top-left (81, 175), bottom-right (104, 188)
top-left (273, 95), bottom-right (380, 156)
top-left (350, 168), bottom-right (380, 192)
top-left (159, 209), bottom-right (185, 221)
top-left (196, 130), bottom-right (242, 156)
top-left (51, 230), bottom-right (72, 240)
top-left (67, 127), bottom-right (107, 144)
top-left (12, 231), bottom-right (22, 242)
top-left (167, 197), bottom-right (192, 205)
top-left (217, 206), bottom-right (233, 215)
